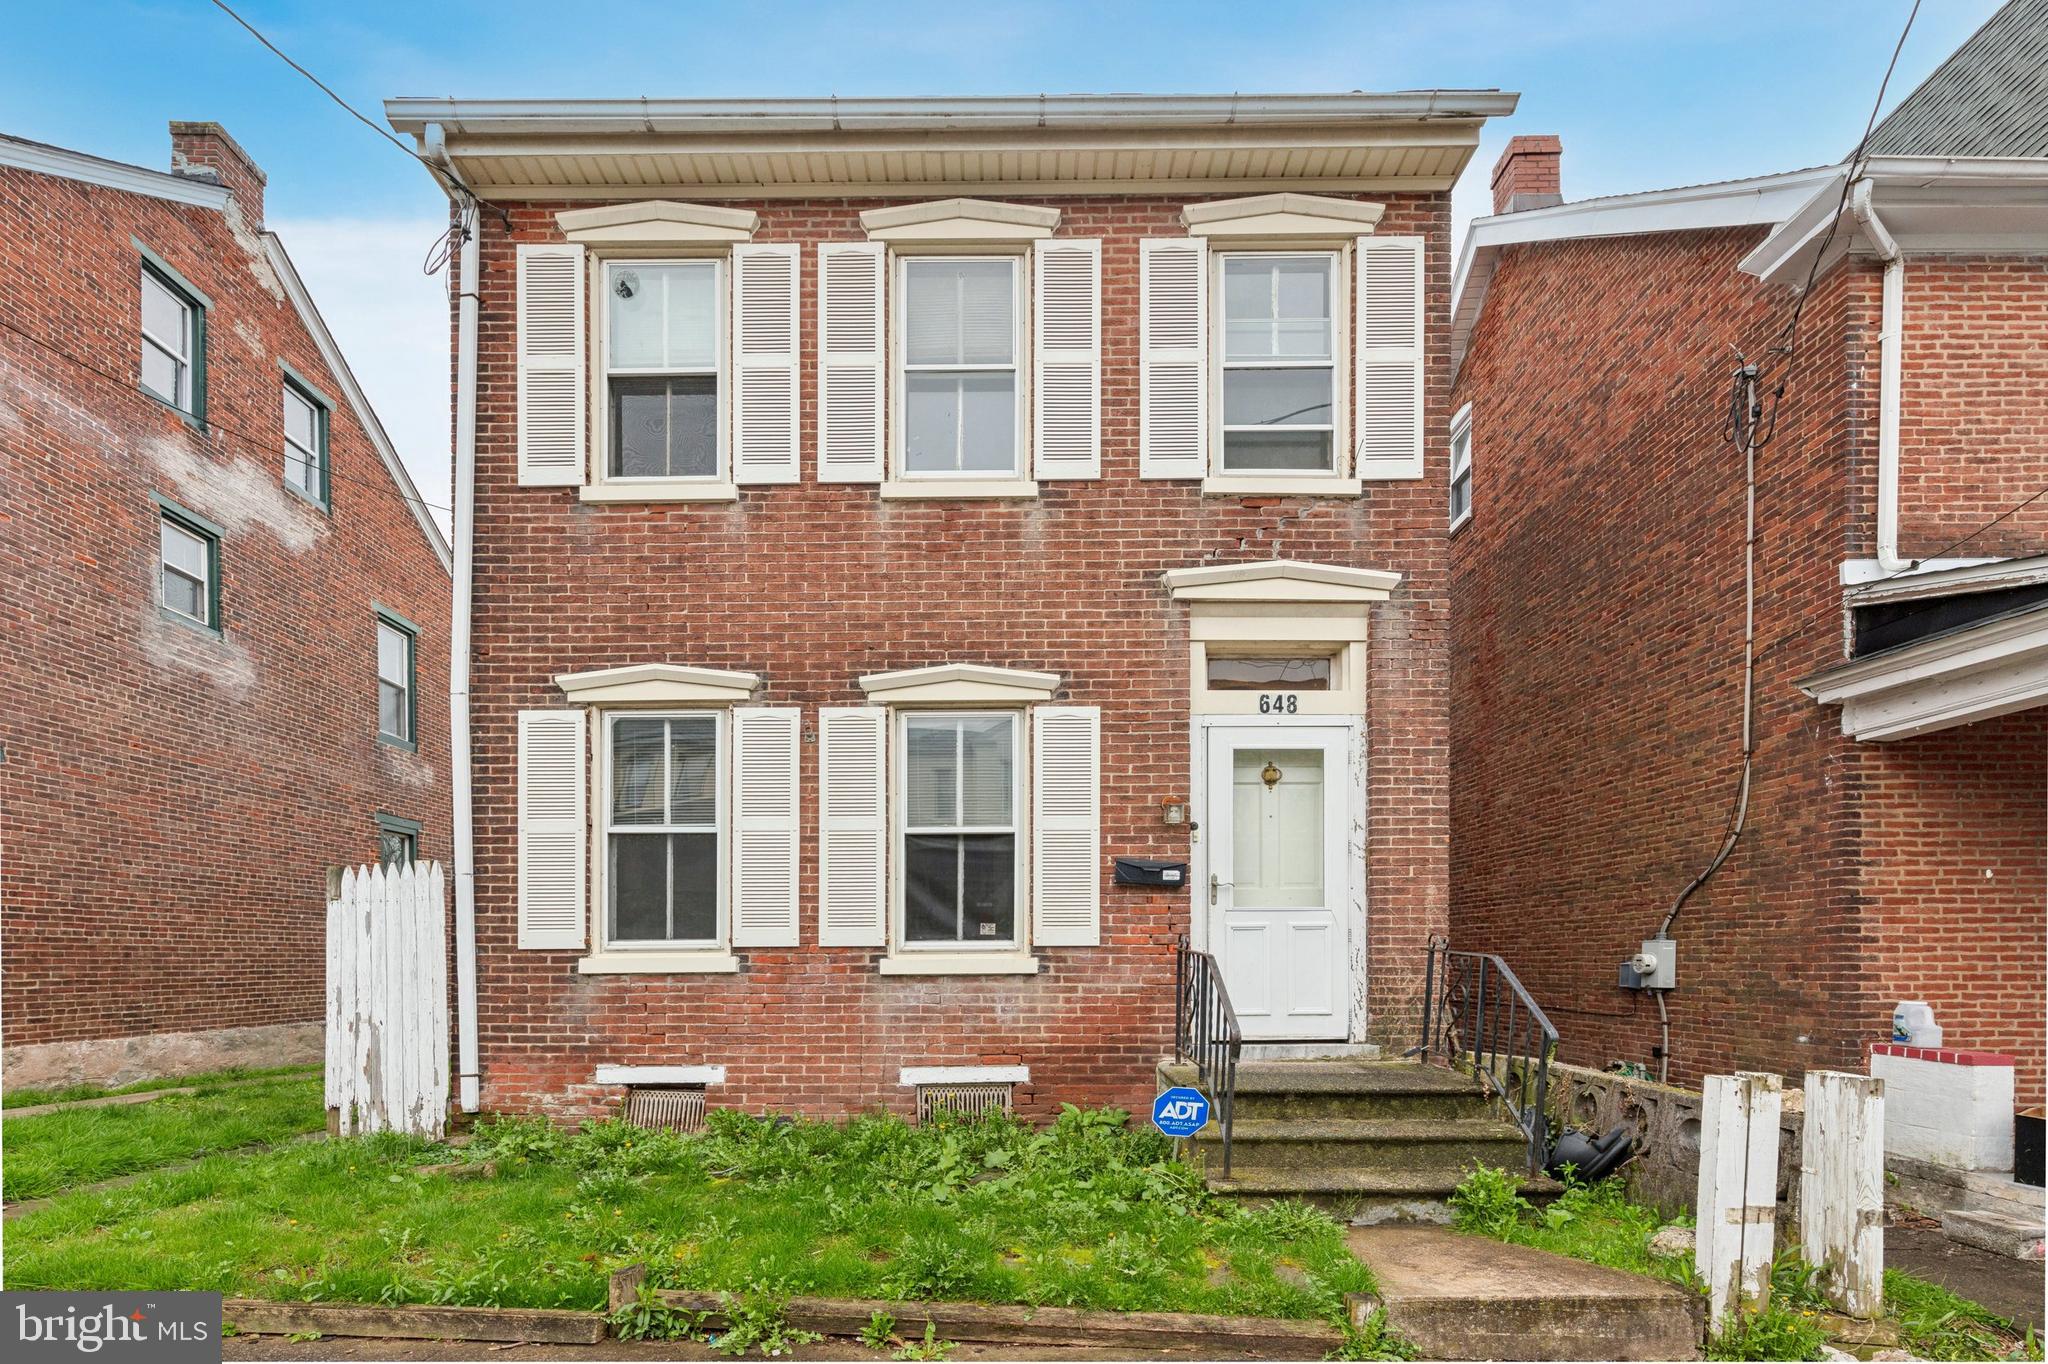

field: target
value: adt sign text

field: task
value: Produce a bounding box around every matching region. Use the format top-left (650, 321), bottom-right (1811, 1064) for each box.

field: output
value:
top-left (1151, 1086), bottom-right (1210, 1137)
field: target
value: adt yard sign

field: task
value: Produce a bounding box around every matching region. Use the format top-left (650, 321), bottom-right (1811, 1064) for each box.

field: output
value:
top-left (1152, 1086), bottom-right (1210, 1137)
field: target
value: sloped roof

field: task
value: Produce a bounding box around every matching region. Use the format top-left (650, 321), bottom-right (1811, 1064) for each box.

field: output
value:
top-left (1864, 0), bottom-right (2048, 158)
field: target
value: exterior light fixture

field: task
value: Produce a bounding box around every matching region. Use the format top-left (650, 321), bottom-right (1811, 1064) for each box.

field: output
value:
top-left (1159, 797), bottom-right (1188, 826)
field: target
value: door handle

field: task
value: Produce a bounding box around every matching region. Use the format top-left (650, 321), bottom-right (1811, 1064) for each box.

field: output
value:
top-left (1209, 874), bottom-right (1233, 907)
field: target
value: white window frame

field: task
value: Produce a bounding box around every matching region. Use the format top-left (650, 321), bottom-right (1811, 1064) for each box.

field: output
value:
top-left (890, 253), bottom-right (1029, 485)
top-left (597, 256), bottom-right (729, 487)
top-left (1210, 249), bottom-right (1348, 480)
top-left (891, 708), bottom-right (1029, 953)
top-left (140, 267), bottom-right (195, 413)
top-left (157, 513), bottom-right (214, 628)
top-left (596, 708), bottom-right (731, 953)
top-left (1448, 402), bottom-right (1474, 532)
top-left (376, 617), bottom-right (415, 745)
top-left (282, 380), bottom-right (326, 505)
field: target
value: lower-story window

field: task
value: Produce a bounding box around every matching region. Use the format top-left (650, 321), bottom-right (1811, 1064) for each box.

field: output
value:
top-left (606, 711), bottom-right (723, 946)
top-left (375, 813), bottom-right (421, 868)
top-left (901, 712), bottom-right (1021, 947)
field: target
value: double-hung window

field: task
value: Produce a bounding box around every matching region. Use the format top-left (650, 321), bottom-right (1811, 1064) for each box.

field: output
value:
top-left (158, 507), bottom-right (218, 630)
top-left (140, 263), bottom-right (202, 417)
top-left (901, 712), bottom-right (1022, 947)
top-left (1448, 404), bottom-right (1474, 529)
top-left (1218, 253), bottom-right (1337, 473)
top-left (283, 379), bottom-right (329, 506)
top-left (377, 613), bottom-right (417, 747)
top-left (375, 814), bottom-right (421, 869)
top-left (605, 712), bottom-right (723, 946)
top-left (899, 257), bottom-right (1022, 479)
top-left (605, 260), bottom-right (722, 480)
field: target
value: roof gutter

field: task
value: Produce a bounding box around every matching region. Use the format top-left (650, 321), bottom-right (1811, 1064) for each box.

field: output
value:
top-left (1850, 178), bottom-right (1912, 576)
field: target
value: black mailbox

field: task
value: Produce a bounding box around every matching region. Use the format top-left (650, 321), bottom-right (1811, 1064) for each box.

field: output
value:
top-left (1114, 857), bottom-right (1189, 889)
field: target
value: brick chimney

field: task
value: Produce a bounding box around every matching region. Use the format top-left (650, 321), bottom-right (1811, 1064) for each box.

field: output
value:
top-left (169, 122), bottom-right (265, 228)
top-left (1490, 135), bottom-right (1562, 215)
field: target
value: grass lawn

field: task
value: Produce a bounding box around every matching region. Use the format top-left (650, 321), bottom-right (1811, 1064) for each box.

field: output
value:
top-left (8, 1105), bottom-right (1383, 1342)
top-left (3, 1073), bottom-right (327, 1200)
top-left (1448, 1166), bottom-right (2042, 1362)
top-left (3, 1064), bottom-right (320, 1110)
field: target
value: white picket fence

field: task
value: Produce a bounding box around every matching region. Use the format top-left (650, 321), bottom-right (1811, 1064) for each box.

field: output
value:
top-left (325, 861), bottom-right (449, 1138)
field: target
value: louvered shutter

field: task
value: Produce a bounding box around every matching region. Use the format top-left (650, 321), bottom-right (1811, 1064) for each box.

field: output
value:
top-left (817, 242), bottom-right (886, 483)
top-left (1032, 706), bottom-right (1101, 947)
top-left (1139, 238), bottom-right (1208, 479)
top-left (1033, 239), bottom-right (1101, 479)
top-left (516, 244), bottom-right (586, 486)
top-left (731, 245), bottom-right (800, 485)
top-left (516, 709), bottom-right (586, 948)
top-left (817, 706), bottom-right (887, 947)
top-left (1355, 235), bottom-right (1425, 480)
top-left (730, 706), bottom-right (799, 947)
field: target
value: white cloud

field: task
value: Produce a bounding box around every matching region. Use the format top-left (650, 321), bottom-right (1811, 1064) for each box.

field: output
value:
top-left (272, 215), bottom-right (453, 536)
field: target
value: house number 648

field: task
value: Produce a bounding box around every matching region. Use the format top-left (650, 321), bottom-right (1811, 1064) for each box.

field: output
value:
top-left (1258, 693), bottom-right (1299, 714)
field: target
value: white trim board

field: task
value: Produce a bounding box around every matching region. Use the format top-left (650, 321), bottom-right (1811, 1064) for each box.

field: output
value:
top-left (899, 1066), bottom-right (1030, 1086)
top-left (0, 133), bottom-right (233, 210)
top-left (1800, 602), bottom-right (2048, 742)
top-left (594, 1065), bottom-right (727, 1085)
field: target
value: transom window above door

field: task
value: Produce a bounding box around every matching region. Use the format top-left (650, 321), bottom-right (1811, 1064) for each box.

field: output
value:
top-left (901, 712), bottom-right (1021, 947)
top-left (1218, 253), bottom-right (1337, 474)
top-left (899, 257), bottom-right (1022, 478)
top-left (605, 260), bottom-right (722, 480)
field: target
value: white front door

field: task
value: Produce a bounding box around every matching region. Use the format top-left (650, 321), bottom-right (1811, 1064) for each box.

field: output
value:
top-left (1202, 723), bottom-right (1351, 1041)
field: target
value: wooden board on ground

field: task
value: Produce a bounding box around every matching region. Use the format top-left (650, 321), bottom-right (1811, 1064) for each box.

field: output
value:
top-left (224, 1300), bottom-right (605, 1345)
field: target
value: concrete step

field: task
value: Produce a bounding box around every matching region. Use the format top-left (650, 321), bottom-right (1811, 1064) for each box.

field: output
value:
top-left (1158, 1059), bottom-right (1501, 1120)
top-left (1207, 1166), bottom-right (1562, 1225)
top-left (1347, 1224), bottom-right (1702, 1360)
top-left (1941, 1206), bottom-right (2047, 1261)
top-left (1193, 1117), bottom-right (1533, 1172)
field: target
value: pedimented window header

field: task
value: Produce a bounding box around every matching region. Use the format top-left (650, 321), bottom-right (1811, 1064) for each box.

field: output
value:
top-left (555, 200), bottom-right (760, 247)
top-left (1182, 192), bottom-right (1386, 240)
top-left (859, 663), bottom-right (1062, 704)
top-left (555, 663), bottom-right (763, 704)
top-left (1163, 559), bottom-right (1402, 603)
top-left (860, 198), bottom-right (1062, 243)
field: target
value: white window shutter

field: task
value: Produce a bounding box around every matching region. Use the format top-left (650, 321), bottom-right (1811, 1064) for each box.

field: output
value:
top-left (1356, 235), bottom-right (1425, 480)
top-left (732, 245), bottom-right (800, 485)
top-left (817, 706), bottom-right (887, 947)
top-left (515, 244), bottom-right (586, 486)
top-left (1139, 238), bottom-right (1207, 479)
top-left (516, 709), bottom-right (586, 949)
top-left (730, 706), bottom-right (800, 947)
top-left (817, 242), bottom-right (886, 483)
top-left (1032, 706), bottom-right (1101, 947)
top-left (1033, 238), bottom-right (1101, 480)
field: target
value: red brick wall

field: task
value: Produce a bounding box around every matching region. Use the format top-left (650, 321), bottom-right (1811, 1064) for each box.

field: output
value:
top-left (1861, 711), bottom-right (2046, 1105)
top-left (1896, 255), bottom-right (2048, 560)
top-left (0, 161), bottom-right (451, 1051)
top-left (466, 191), bottom-right (1455, 1120)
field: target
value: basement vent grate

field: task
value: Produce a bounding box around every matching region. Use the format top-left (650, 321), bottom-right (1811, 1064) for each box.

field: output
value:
top-left (624, 1085), bottom-right (707, 1134)
top-left (916, 1082), bottom-right (1014, 1125)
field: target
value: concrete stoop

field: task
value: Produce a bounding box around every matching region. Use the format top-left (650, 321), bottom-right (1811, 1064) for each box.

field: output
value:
top-left (1347, 1224), bottom-right (1702, 1361)
top-left (1159, 1058), bottom-right (1559, 1222)
top-left (1940, 1206), bottom-right (2047, 1261)
top-left (1889, 1154), bottom-right (2048, 1261)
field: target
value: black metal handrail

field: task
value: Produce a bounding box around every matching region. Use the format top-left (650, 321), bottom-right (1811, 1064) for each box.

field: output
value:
top-left (1173, 936), bottom-right (1243, 1178)
top-left (1413, 937), bottom-right (1558, 1172)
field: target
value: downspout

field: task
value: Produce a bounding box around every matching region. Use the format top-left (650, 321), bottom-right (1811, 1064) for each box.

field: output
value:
top-left (426, 122), bottom-right (483, 1112)
top-left (1850, 179), bottom-right (1912, 575)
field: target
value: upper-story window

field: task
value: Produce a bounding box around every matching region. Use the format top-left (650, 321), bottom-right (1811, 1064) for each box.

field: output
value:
top-left (1217, 253), bottom-right (1338, 475)
top-left (157, 504), bottom-right (219, 631)
top-left (376, 611), bottom-right (417, 748)
top-left (140, 261), bottom-right (204, 418)
top-left (283, 378), bottom-right (330, 507)
top-left (1448, 403), bottom-right (1474, 530)
top-left (897, 257), bottom-right (1024, 480)
top-left (604, 259), bottom-right (723, 481)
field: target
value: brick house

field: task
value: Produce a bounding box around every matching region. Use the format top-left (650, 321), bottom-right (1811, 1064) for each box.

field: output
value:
top-left (1447, 3), bottom-right (2046, 1107)
top-left (384, 90), bottom-right (1517, 1120)
top-left (0, 125), bottom-right (452, 1089)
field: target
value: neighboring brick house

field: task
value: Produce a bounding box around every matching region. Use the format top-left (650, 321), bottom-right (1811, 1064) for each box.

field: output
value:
top-left (384, 90), bottom-right (1517, 1120)
top-left (1448, 3), bottom-right (2046, 1107)
top-left (0, 125), bottom-right (452, 1089)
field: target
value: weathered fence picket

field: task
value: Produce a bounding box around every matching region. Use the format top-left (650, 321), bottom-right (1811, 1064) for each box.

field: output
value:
top-left (1800, 1070), bottom-right (1885, 1319)
top-left (1696, 1071), bottom-right (1782, 1324)
top-left (325, 862), bottom-right (448, 1138)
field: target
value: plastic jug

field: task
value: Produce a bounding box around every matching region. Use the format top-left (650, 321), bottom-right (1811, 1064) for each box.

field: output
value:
top-left (1892, 1001), bottom-right (1943, 1047)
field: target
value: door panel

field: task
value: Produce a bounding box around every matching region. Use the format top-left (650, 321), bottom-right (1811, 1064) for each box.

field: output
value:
top-left (1205, 725), bottom-right (1351, 1041)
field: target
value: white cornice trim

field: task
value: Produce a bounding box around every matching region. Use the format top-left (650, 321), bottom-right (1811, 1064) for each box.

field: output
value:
top-left (556, 199), bottom-right (758, 245)
top-left (0, 134), bottom-right (232, 210)
top-left (1163, 559), bottom-right (1402, 603)
top-left (556, 663), bottom-right (763, 704)
top-left (594, 1065), bottom-right (727, 1084)
top-left (860, 197), bottom-right (1060, 242)
top-left (263, 235), bottom-right (452, 573)
top-left (858, 663), bottom-right (1061, 703)
top-left (899, 1065), bottom-right (1030, 1085)
top-left (1800, 603), bottom-right (2048, 741)
top-left (1843, 555), bottom-right (2038, 604)
top-left (1184, 192), bottom-right (1385, 238)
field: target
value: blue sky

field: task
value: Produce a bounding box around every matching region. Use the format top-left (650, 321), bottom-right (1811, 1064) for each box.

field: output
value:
top-left (1, 1), bottom-right (2003, 523)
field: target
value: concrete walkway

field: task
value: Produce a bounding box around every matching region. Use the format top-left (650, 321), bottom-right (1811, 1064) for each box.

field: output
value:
top-left (1348, 1225), bottom-right (1701, 1361)
top-left (1888, 1224), bottom-right (2045, 1335)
